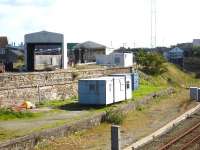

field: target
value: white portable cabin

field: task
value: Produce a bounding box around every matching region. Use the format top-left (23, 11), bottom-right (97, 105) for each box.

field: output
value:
top-left (78, 76), bottom-right (129, 105)
top-left (109, 73), bottom-right (132, 100)
top-left (96, 52), bottom-right (133, 67)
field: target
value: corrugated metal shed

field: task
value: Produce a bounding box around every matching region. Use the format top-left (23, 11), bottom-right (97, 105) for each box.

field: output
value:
top-left (131, 72), bottom-right (139, 90)
top-left (74, 41), bottom-right (106, 50)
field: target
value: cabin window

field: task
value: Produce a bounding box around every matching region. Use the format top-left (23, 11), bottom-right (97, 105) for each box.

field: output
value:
top-left (126, 81), bottom-right (130, 89)
top-left (89, 84), bottom-right (96, 92)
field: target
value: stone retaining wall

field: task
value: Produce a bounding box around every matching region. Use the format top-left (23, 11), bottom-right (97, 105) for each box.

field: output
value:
top-left (0, 88), bottom-right (174, 150)
top-left (0, 67), bottom-right (131, 107)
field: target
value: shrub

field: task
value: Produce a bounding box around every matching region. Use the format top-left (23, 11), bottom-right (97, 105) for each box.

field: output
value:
top-left (105, 109), bottom-right (126, 125)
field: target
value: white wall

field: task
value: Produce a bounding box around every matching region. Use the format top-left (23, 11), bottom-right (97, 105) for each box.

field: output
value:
top-left (124, 53), bottom-right (133, 67)
top-left (96, 53), bottom-right (133, 67)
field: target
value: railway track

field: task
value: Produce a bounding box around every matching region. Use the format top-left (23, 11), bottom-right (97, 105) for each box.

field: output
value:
top-left (137, 111), bottom-right (200, 150)
top-left (158, 121), bottom-right (200, 150)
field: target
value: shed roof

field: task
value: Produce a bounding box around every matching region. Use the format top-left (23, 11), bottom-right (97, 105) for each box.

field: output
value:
top-left (0, 36), bottom-right (8, 48)
top-left (74, 41), bottom-right (106, 50)
top-left (25, 31), bottom-right (63, 43)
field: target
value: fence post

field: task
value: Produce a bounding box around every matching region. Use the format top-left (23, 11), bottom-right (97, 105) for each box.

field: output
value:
top-left (111, 125), bottom-right (121, 150)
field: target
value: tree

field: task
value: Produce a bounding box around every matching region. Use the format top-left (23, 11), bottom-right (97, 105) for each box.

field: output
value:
top-left (192, 46), bottom-right (200, 57)
top-left (136, 50), bottom-right (167, 75)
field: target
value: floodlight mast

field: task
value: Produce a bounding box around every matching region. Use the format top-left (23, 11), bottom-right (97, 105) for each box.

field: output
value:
top-left (150, 0), bottom-right (157, 48)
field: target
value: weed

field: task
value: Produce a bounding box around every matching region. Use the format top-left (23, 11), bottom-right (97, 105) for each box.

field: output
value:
top-left (136, 106), bottom-right (145, 111)
top-left (105, 108), bottom-right (126, 125)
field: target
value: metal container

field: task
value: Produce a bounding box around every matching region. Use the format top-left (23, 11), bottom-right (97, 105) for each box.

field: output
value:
top-left (190, 87), bottom-right (198, 100)
top-left (78, 76), bottom-right (128, 105)
top-left (131, 72), bottom-right (139, 90)
top-left (198, 88), bottom-right (200, 102)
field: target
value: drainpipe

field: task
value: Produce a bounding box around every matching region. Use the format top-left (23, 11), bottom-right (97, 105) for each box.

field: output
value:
top-left (125, 76), bottom-right (127, 100)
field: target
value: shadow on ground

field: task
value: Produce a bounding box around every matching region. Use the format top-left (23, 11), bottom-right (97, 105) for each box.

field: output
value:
top-left (58, 102), bottom-right (106, 111)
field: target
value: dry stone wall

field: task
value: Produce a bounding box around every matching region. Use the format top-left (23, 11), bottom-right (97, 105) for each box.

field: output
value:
top-left (0, 67), bottom-right (131, 107)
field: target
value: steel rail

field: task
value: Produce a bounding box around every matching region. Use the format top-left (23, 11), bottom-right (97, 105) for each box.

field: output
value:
top-left (158, 121), bottom-right (200, 150)
top-left (180, 134), bottom-right (200, 150)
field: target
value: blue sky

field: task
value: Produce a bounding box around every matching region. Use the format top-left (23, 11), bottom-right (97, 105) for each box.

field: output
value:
top-left (0, 0), bottom-right (200, 48)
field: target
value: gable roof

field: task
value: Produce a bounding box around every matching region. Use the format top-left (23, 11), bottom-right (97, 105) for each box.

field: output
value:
top-left (169, 47), bottom-right (184, 53)
top-left (0, 36), bottom-right (8, 48)
top-left (74, 41), bottom-right (106, 50)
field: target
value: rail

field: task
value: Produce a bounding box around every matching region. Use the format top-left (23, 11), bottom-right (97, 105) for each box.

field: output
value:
top-left (159, 121), bottom-right (200, 150)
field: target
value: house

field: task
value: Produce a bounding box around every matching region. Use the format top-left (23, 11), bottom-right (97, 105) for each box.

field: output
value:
top-left (96, 52), bottom-right (133, 67)
top-left (167, 47), bottom-right (184, 67)
top-left (193, 39), bottom-right (200, 47)
top-left (78, 76), bottom-right (131, 105)
top-left (73, 41), bottom-right (106, 64)
top-left (24, 31), bottom-right (67, 71)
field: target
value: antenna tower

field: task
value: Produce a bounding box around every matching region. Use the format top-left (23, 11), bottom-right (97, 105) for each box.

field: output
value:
top-left (150, 0), bottom-right (157, 48)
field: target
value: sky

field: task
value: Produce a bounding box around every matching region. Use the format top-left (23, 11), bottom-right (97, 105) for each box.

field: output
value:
top-left (0, 0), bottom-right (200, 48)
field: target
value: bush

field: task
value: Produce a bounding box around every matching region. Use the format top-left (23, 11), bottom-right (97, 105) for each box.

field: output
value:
top-left (105, 109), bottom-right (126, 125)
top-left (136, 50), bottom-right (167, 75)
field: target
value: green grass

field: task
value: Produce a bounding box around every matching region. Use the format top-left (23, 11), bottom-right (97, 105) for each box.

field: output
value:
top-left (132, 78), bottom-right (167, 101)
top-left (37, 96), bottom-right (77, 108)
top-left (0, 108), bottom-right (41, 120)
top-left (133, 63), bottom-right (200, 101)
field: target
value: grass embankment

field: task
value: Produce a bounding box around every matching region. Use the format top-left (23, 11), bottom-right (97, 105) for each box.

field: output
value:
top-left (133, 63), bottom-right (198, 100)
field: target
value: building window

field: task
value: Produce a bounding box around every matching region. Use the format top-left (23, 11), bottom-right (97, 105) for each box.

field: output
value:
top-left (0, 49), bottom-right (5, 55)
top-left (126, 81), bottom-right (130, 89)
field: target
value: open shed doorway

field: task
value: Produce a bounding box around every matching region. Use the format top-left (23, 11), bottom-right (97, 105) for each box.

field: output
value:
top-left (27, 43), bottom-right (62, 71)
top-left (24, 31), bottom-right (67, 71)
